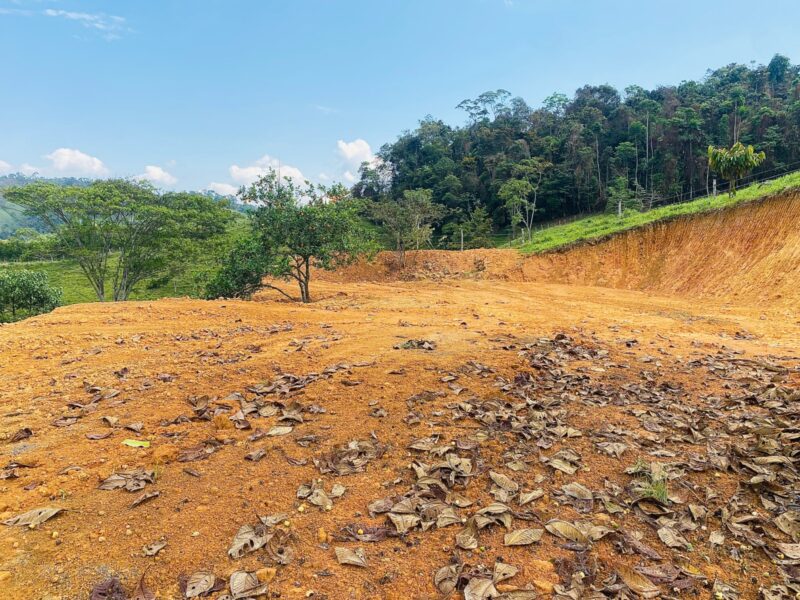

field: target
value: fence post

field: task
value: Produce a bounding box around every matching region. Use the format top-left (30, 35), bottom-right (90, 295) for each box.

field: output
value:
top-left (712, 178), bottom-right (717, 198)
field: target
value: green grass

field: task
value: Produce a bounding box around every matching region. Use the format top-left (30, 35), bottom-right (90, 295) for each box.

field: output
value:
top-left (0, 217), bottom-right (248, 306)
top-left (518, 171), bottom-right (800, 254)
top-left (1, 259), bottom-right (211, 305)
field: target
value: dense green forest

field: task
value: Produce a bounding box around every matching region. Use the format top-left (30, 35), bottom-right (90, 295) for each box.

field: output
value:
top-left (354, 55), bottom-right (800, 231)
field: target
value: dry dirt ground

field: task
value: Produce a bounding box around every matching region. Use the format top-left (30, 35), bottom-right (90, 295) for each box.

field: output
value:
top-left (1, 195), bottom-right (800, 600)
top-left (1, 274), bottom-right (798, 600)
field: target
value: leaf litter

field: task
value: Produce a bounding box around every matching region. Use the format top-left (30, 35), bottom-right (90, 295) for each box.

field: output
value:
top-left (3, 323), bottom-right (799, 599)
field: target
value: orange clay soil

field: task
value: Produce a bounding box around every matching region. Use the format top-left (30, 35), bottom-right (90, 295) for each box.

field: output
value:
top-left (324, 191), bottom-right (800, 308)
top-left (1, 196), bottom-right (799, 600)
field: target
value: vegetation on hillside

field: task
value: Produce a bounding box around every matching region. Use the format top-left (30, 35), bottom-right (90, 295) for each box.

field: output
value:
top-left (518, 170), bottom-right (800, 254)
top-left (354, 55), bottom-right (800, 236)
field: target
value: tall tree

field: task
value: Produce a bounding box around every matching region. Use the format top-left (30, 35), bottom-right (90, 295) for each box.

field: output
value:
top-left (209, 169), bottom-right (374, 303)
top-left (6, 180), bottom-right (231, 301)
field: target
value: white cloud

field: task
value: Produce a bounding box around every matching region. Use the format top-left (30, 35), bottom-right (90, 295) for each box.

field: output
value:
top-left (19, 163), bottom-right (39, 176)
top-left (207, 182), bottom-right (239, 196)
top-left (43, 9), bottom-right (128, 40)
top-left (313, 104), bottom-right (338, 115)
top-left (0, 8), bottom-right (33, 17)
top-left (337, 139), bottom-right (374, 167)
top-left (335, 139), bottom-right (381, 184)
top-left (45, 148), bottom-right (109, 176)
top-left (137, 165), bottom-right (177, 186)
top-left (0, 160), bottom-right (12, 175)
top-left (229, 155), bottom-right (306, 186)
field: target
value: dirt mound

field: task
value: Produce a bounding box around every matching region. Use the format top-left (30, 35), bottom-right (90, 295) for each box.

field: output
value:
top-left (316, 248), bottom-right (526, 283)
top-left (325, 191), bottom-right (800, 307)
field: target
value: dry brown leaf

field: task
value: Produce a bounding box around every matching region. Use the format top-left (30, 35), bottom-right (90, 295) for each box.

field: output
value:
top-left (334, 546), bottom-right (368, 567)
top-left (617, 565), bottom-right (660, 598)
top-left (503, 528), bottom-right (544, 546)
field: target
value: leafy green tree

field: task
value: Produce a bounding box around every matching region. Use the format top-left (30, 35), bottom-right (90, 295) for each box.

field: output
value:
top-left (0, 270), bottom-right (62, 322)
top-left (707, 142), bottom-right (767, 196)
top-left (211, 169), bottom-right (374, 303)
top-left (605, 176), bottom-right (642, 215)
top-left (370, 188), bottom-right (445, 267)
top-left (443, 205), bottom-right (494, 249)
top-left (6, 180), bottom-right (231, 301)
top-left (205, 236), bottom-right (273, 300)
top-left (499, 178), bottom-right (534, 242)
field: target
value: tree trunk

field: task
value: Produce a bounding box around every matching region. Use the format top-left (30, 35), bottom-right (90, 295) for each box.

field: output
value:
top-left (299, 258), bottom-right (311, 303)
top-left (594, 136), bottom-right (604, 203)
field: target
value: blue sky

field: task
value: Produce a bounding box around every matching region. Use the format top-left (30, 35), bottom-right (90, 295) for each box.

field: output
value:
top-left (1, 0), bottom-right (799, 194)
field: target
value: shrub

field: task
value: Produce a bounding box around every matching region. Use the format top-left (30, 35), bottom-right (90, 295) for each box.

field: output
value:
top-left (205, 236), bottom-right (271, 300)
top-left (0, 270), bottom-right (62, 322)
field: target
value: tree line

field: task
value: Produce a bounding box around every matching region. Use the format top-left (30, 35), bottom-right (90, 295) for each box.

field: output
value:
top-left (0, 55), bottom-right (791, 314)
top-left (353, 54), bottom-right (797, 237)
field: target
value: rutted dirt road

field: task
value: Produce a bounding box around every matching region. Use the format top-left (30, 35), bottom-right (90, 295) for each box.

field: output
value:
top-left (1, 273), bottom-right (798, 599)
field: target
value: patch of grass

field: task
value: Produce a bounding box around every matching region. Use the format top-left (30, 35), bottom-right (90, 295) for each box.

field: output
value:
top-left (634, 478), bottom-right (669, 503)
top-left (519, 171), bottom-right (800, 254)
top-left (626, 459), bottom-right (670, 503)
top-left (0, 259), bottom-right (213, 305)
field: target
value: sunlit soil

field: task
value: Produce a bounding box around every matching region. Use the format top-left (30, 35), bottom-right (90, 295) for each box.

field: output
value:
top-left (1, 271), bottom-right (798, 599)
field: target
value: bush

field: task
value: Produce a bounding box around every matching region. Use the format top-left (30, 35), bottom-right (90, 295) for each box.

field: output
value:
top-left (205, 236), bottom-right (271, 299)
top-left (0, 270), bottom-right (62, 322)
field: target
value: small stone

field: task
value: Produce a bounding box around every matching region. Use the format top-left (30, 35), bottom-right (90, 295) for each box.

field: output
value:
top-left (98, 536), bottom-right (106, 543)
top-left (51, 531), bottom-right (59, 539)
top-left (256, 567), bottom-right (276, 584)
top-left (317, 528), bottom-right (327, 543)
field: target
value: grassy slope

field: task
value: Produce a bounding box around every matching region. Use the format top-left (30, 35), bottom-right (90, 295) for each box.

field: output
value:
top-left (2, 259), bottom-right (210, 305)
top-left (519, 172), bottom-right (800, 254)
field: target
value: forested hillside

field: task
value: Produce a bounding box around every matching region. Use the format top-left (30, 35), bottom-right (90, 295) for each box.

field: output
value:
top-left (354, 55), bottom-right (800, 230)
